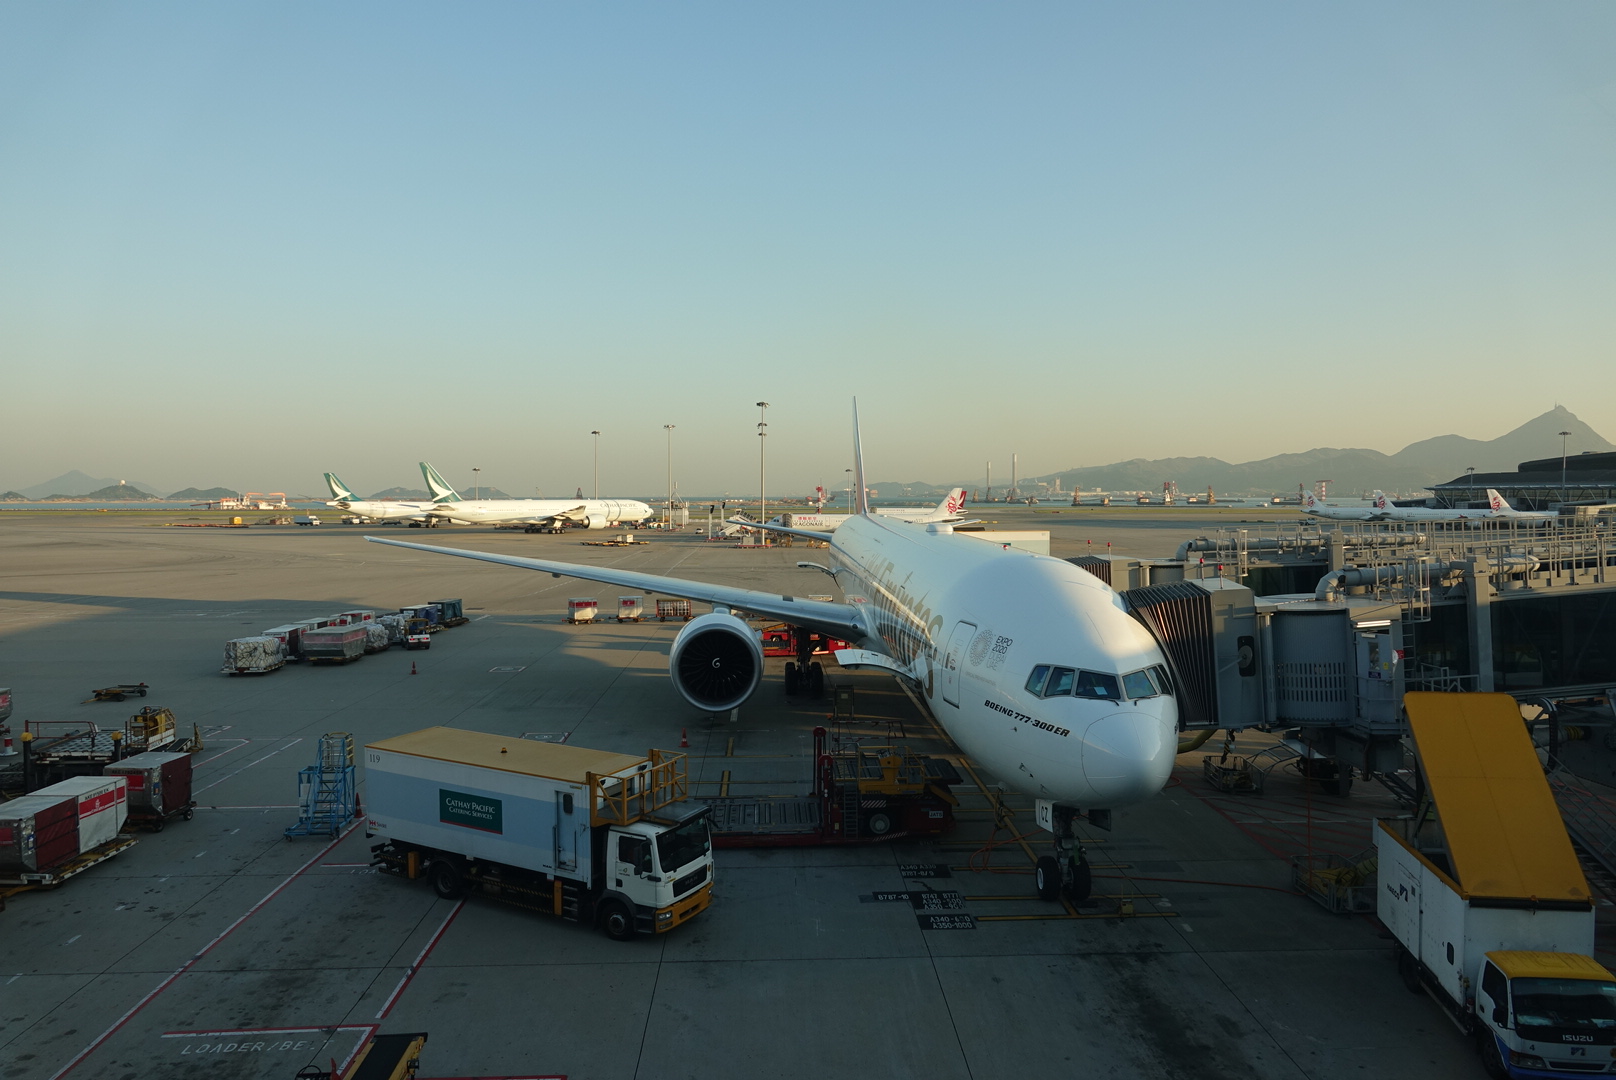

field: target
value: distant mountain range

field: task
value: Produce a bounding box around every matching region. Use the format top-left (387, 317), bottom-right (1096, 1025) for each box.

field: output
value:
top-left (169, 487), bottom-right (241, 501)
top-left (368, 487), bottom-right (432, 500)
top-left (869, 407), bottom-right (1613, 496)
top-left (18, 471), bottom-right (165, 500)
top-left (32, 483), bottom-right (160, 502)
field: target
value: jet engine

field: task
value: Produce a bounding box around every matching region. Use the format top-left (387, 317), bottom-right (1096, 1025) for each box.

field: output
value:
top-left (668, 612), bottom-right (763, 713)
top-left (584, 514), bottom-right (608, 529)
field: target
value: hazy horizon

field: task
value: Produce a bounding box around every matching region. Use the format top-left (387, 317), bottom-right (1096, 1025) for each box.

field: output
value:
top-left (5, 3), bottom-right (1613, 497)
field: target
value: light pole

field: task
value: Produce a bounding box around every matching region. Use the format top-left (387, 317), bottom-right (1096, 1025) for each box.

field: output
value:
top-left (1559, 429), bottom-right (1572, 504)
top-left (590, 431), bottom-right (601, 499)
top-left (756, 401), bottom-right (770, 539)
top-left (664, 425), bottom-right (675, 528)
top-left (472, 467), bottom-right (481, 501)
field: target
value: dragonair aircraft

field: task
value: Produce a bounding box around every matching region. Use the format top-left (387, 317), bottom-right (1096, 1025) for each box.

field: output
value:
top-left (418, 462), bottom-right (653, 530)
top-left (368, 405), bottom-right (1178, 902)
top-left (1484, 489), bottom-right (1557, 522)
top-left (775, 487), bottom-right (969, 532)
top-left (1300, 491), bottom-right (1379, 521)
top-left (323, 473), bottom-right (448, 524)
top-left (1369, 490), bottom-right (1496, 522)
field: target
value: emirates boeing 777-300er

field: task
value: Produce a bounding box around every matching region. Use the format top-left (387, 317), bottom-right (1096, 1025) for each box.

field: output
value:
top-left (368, 404), bottom-right (1179, 902)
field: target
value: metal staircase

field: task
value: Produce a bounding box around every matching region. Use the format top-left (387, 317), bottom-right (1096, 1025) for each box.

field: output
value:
top-left (284, 733), bottom-right (357, 838)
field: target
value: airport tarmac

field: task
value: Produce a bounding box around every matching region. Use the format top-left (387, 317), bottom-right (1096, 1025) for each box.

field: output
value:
top-left (0, 513), bottom-right (1515, 1079)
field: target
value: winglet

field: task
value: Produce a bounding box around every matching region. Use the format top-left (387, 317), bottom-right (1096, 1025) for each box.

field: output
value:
top-left (852, 399), bottom-right (869, 516)
top-left (420, 462), bottom-right (462, 504)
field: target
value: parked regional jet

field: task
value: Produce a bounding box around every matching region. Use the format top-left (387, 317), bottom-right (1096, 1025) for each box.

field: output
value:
top-left (1485, 489), bottom-right (1557, 522)
top-left (324, 473), bottom-right (446, 524)
top-left (418, 462), bottom-right (653, 530)
top-left (369, 405), bottom-right (1178, 902)
top-left (1301, 491), bottom-right (1377, 521)
top-left (1369, 490), bottom-right (1494, 522)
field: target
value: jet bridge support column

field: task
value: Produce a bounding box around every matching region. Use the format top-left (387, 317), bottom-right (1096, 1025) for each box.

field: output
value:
top-left (1465, 557), bottom-right (1495, 692)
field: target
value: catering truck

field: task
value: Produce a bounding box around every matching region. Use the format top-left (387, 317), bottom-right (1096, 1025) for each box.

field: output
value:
top-left (366, 727), bottom-right (713, 940)
top-left (1379, 693), bottom-right (1616, 1079)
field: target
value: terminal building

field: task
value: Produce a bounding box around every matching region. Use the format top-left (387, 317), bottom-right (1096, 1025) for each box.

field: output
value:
top-left (1429, 451), bottom-right (1616, 512)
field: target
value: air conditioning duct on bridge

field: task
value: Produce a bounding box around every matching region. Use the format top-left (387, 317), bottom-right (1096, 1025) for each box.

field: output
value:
top-left (668, 612), bottom-right (764, 713)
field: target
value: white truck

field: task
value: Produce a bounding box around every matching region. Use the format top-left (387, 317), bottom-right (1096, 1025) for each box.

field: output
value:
top-left (366, 727), bottom-right (713, 940)
top-left (1379, 693), bottom-right (1616, 1079)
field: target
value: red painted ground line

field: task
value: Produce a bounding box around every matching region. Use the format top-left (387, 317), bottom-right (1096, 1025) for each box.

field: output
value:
top-left (47, 818), bottom-right (366, 1080)
top-left (376, 899), bottom-right (467, 1019)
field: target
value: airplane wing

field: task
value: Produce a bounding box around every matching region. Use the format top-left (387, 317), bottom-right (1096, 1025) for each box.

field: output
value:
top-left (726, 518), bottom-right (835, 543)
top-left (364, 536), bottom-right (869, 642)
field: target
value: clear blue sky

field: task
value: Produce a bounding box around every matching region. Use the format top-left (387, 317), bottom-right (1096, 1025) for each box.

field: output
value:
top-left (3, 2), bottom-right (1613, 497)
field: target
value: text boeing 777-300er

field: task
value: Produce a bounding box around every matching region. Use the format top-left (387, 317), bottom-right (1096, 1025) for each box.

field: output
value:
top-left (367, 404), bottom-right (1178, 901)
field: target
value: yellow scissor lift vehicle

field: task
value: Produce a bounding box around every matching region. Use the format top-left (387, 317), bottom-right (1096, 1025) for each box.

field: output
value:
top-left (1377, 692), bottom-right (1616, 1080)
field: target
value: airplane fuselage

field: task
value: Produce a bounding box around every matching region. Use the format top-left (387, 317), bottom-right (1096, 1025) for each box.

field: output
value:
top-left (428, 499), bottom-right (654, 526)
top-left (328, 499), bottom-right (438, 522)
top-left (825, 515), bottom-right (1178, 809)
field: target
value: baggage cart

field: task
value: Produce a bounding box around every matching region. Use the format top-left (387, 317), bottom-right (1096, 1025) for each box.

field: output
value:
top-left (221, 636), bottom-right (285, 675)
top-left (430, 598), bottom-right (468, 626)
top-left (301, 624), bottom-right (368, 664)
top-left (617, 596), bottom-right (644, 622)
top-left (567, 598), bottom-right (599, 624)
top-left (89, 683), bottom-right (149, 702)
top-left (104, 751), bottom-right (195, 831)
top-left (655, 599), bottom-right (692, 622)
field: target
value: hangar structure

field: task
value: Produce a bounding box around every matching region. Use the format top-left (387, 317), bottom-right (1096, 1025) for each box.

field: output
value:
top-left (1428, 451), bottom-right (1616, 512)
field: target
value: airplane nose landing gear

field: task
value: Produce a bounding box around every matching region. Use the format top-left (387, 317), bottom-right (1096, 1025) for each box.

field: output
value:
top-left (1036, 800), bottom-right (1094, 903)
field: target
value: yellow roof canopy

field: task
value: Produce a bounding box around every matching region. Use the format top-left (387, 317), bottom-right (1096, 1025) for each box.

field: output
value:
top-left (368, 727), bottom-right (648, 784)
top-left (1487, 951), bottom-right (1614, 982)
top-left (1404, 692), bottom-right (1589, 904)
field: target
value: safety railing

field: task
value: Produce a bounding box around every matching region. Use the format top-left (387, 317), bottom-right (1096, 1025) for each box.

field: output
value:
top-left (589, 749), bottom-right (689, 827)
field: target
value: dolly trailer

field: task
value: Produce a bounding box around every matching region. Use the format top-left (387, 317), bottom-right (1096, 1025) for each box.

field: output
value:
top-left (365, 727), bottom-right (713, 940)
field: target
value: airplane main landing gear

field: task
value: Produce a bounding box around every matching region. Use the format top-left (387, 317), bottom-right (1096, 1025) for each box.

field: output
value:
top-left (1035, 801), bottom-right (1093, 903)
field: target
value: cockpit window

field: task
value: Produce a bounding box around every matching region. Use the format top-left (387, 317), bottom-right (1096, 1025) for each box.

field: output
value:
top-left (1046, 667), bottom-right (1076, 696)
top-left (1152, 665), bottom-right (1174, 695)
top-left (1074, 670), bottom-right (1121, 699)
top-left (1121, 669), bottom-right (1158, 699)
top-left (1025, 665), bottom-right (1050, 695)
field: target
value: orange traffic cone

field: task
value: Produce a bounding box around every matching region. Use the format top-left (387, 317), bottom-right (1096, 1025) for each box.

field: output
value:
top-left (410, 662), bottom-right (417, 675)
top-left (680, 728), bottom-right (689, 748)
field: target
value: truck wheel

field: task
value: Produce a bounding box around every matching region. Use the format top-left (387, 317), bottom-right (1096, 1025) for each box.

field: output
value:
top-left (1065, 856), bottom-right (1093, 903)
top-left (1477, 1030), bottom-right (1509, 1080)
top-left (1035, 856), bottom-right (1062, 901)
top-left (1397, 947), bottom-right (1423, 994)
top-left (152, 818), bottom-right (165, 833)
top-left (866, 811), bottom-right (894, 837)
top-left (599, 900), bottom-right (635, 941)
top-left (430, 859), bottom-right (466, 900)
top-left (183, 807), bottom-right (194, 821)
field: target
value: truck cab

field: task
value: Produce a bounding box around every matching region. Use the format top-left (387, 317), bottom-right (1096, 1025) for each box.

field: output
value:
top-left (605, 802), bottom-right (713, 937)
top-left (1476, 952), bottom-right (1616, 1079)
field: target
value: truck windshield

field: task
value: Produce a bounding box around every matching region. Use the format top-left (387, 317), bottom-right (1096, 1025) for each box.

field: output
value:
top-left (656, 815), bottom-right (711, 873)
top-left (1512, 979), bottom-right (1616, 1037)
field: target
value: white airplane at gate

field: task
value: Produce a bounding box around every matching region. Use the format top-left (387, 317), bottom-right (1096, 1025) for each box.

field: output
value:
top-left (776, 487), bottom-right (969, 532)
top-left (1300, 491), bottom-right (1377, 521)
top-left (418, 462), bottom-right (653, 530)
top-left (368, 404), bottom-right (1178, 901)
top-left (1369, 490), bottom-right (1494, 522)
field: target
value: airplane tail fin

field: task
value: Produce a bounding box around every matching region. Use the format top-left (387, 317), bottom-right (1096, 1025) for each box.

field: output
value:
top-left (420, 462), bottom-right (462, 503)
top-left (1486, 488), bottom-right (1510, 512)
top-left (1303, 491), bottom-right (1317, 510)
top-left (1373, 490), bottom-right (1389, 511)
top-left (917, 487), bottom-right (968, 522)
top-left (325, 472), bottom-right (357, 502)
top-left (851, 399), bottom-right (869, 516)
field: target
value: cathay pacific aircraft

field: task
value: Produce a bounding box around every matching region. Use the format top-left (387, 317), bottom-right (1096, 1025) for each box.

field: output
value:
top-left (418, 462), bottom-right (654, 530)
top-left (323, 473), bottom-right (447, 524)
top-left (368, 405), bottom-right (1178, 902)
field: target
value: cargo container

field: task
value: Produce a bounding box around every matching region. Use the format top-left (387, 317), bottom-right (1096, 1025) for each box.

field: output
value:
top-left (378, 614), bottom-right (407, 645)
top-left (0, 685), bottom-right (12, 724)
top-left (261, 624), bottom-right (307, 659)
top-left (567, 598), bottom-right (598, 624)
top-left (367, 727), bottom-right (713, 940)
top-left (400, 604), bottom-right (442, 627)
top-left (1381, 693), bottom-right (1613, 1079)
top-left (301, 624), bottom-right (368, 664)
top-left (0, 791), bottom-right (79, 874)
top-left (617, 596), bottom-right (644, 622)
top-left (337, 610), bottom-right (375, 623)
top-left (430, 599), bottom-right (467, 626)
top-left (104, 751), bottom-right (194, 830)
top-left (221, 635), bottom-right (285, 675)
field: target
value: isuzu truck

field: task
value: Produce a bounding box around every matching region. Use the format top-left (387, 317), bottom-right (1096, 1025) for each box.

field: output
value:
top-left (366, 727), bottom-right (713, 940)
top-left (1380, 693), bottom-right (1616, 1079)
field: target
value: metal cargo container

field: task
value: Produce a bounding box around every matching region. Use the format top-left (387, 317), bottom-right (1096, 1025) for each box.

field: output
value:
top-left (222, 636), bottom-right (285, 674)
top-left (567, 598), bottom-right (598, 623)
top-left (338, 610), bottom-right (375, 623)
top-left (0, 685), bottom-right (11, 723)
top-left (261, 624), bottom-right (306, 659)
top-left (104, 752), bottom-right (194, 821)
top-left (34, 775), bottom-right (129, 852)
top-left (617, 597), bottom-right (644, 622)
top-left (301, 624), bottom-right (368, 663)
top-left (0, 791), bottom-right (79, 874)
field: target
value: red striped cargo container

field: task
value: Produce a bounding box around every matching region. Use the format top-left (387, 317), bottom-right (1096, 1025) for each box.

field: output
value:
top-left (105, 752), bottom-right (194, 820)
top-left (0, 792), bottom-right (80, 873)
top-left (42, 776), bottom-right (129, 851)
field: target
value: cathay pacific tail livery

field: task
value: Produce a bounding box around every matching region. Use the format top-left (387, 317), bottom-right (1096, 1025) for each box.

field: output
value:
top-left (368, 403), bottom-right (1178, 901)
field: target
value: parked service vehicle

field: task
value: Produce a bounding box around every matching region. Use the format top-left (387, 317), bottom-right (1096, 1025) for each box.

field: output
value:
top-left (366, 727), bottom-right (714, 940)
top-left (1380, 693), bottom-right (1616, 1079)
top-left (294, 515), bottom-right (321, 526)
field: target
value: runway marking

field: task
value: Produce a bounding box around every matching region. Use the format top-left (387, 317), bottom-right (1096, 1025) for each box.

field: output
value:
top-left (159, 1025), bottom-right (375, 1072)
top-left (46, 818), bottom-right (365, 1080)
top-left (193, 740), bottom-right (252, 767)
top-left (375, 899), bottom-right (466, 1019)
top-left (194, 738), bottom-right (303, 793)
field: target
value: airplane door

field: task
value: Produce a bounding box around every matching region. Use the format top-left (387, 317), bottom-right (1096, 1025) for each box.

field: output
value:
top-left (941, 621), bottom-right (976, 707)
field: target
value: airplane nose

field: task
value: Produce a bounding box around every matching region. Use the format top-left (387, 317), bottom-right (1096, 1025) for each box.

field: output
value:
top-left (1081, 706), bottom-right (1177, 806)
